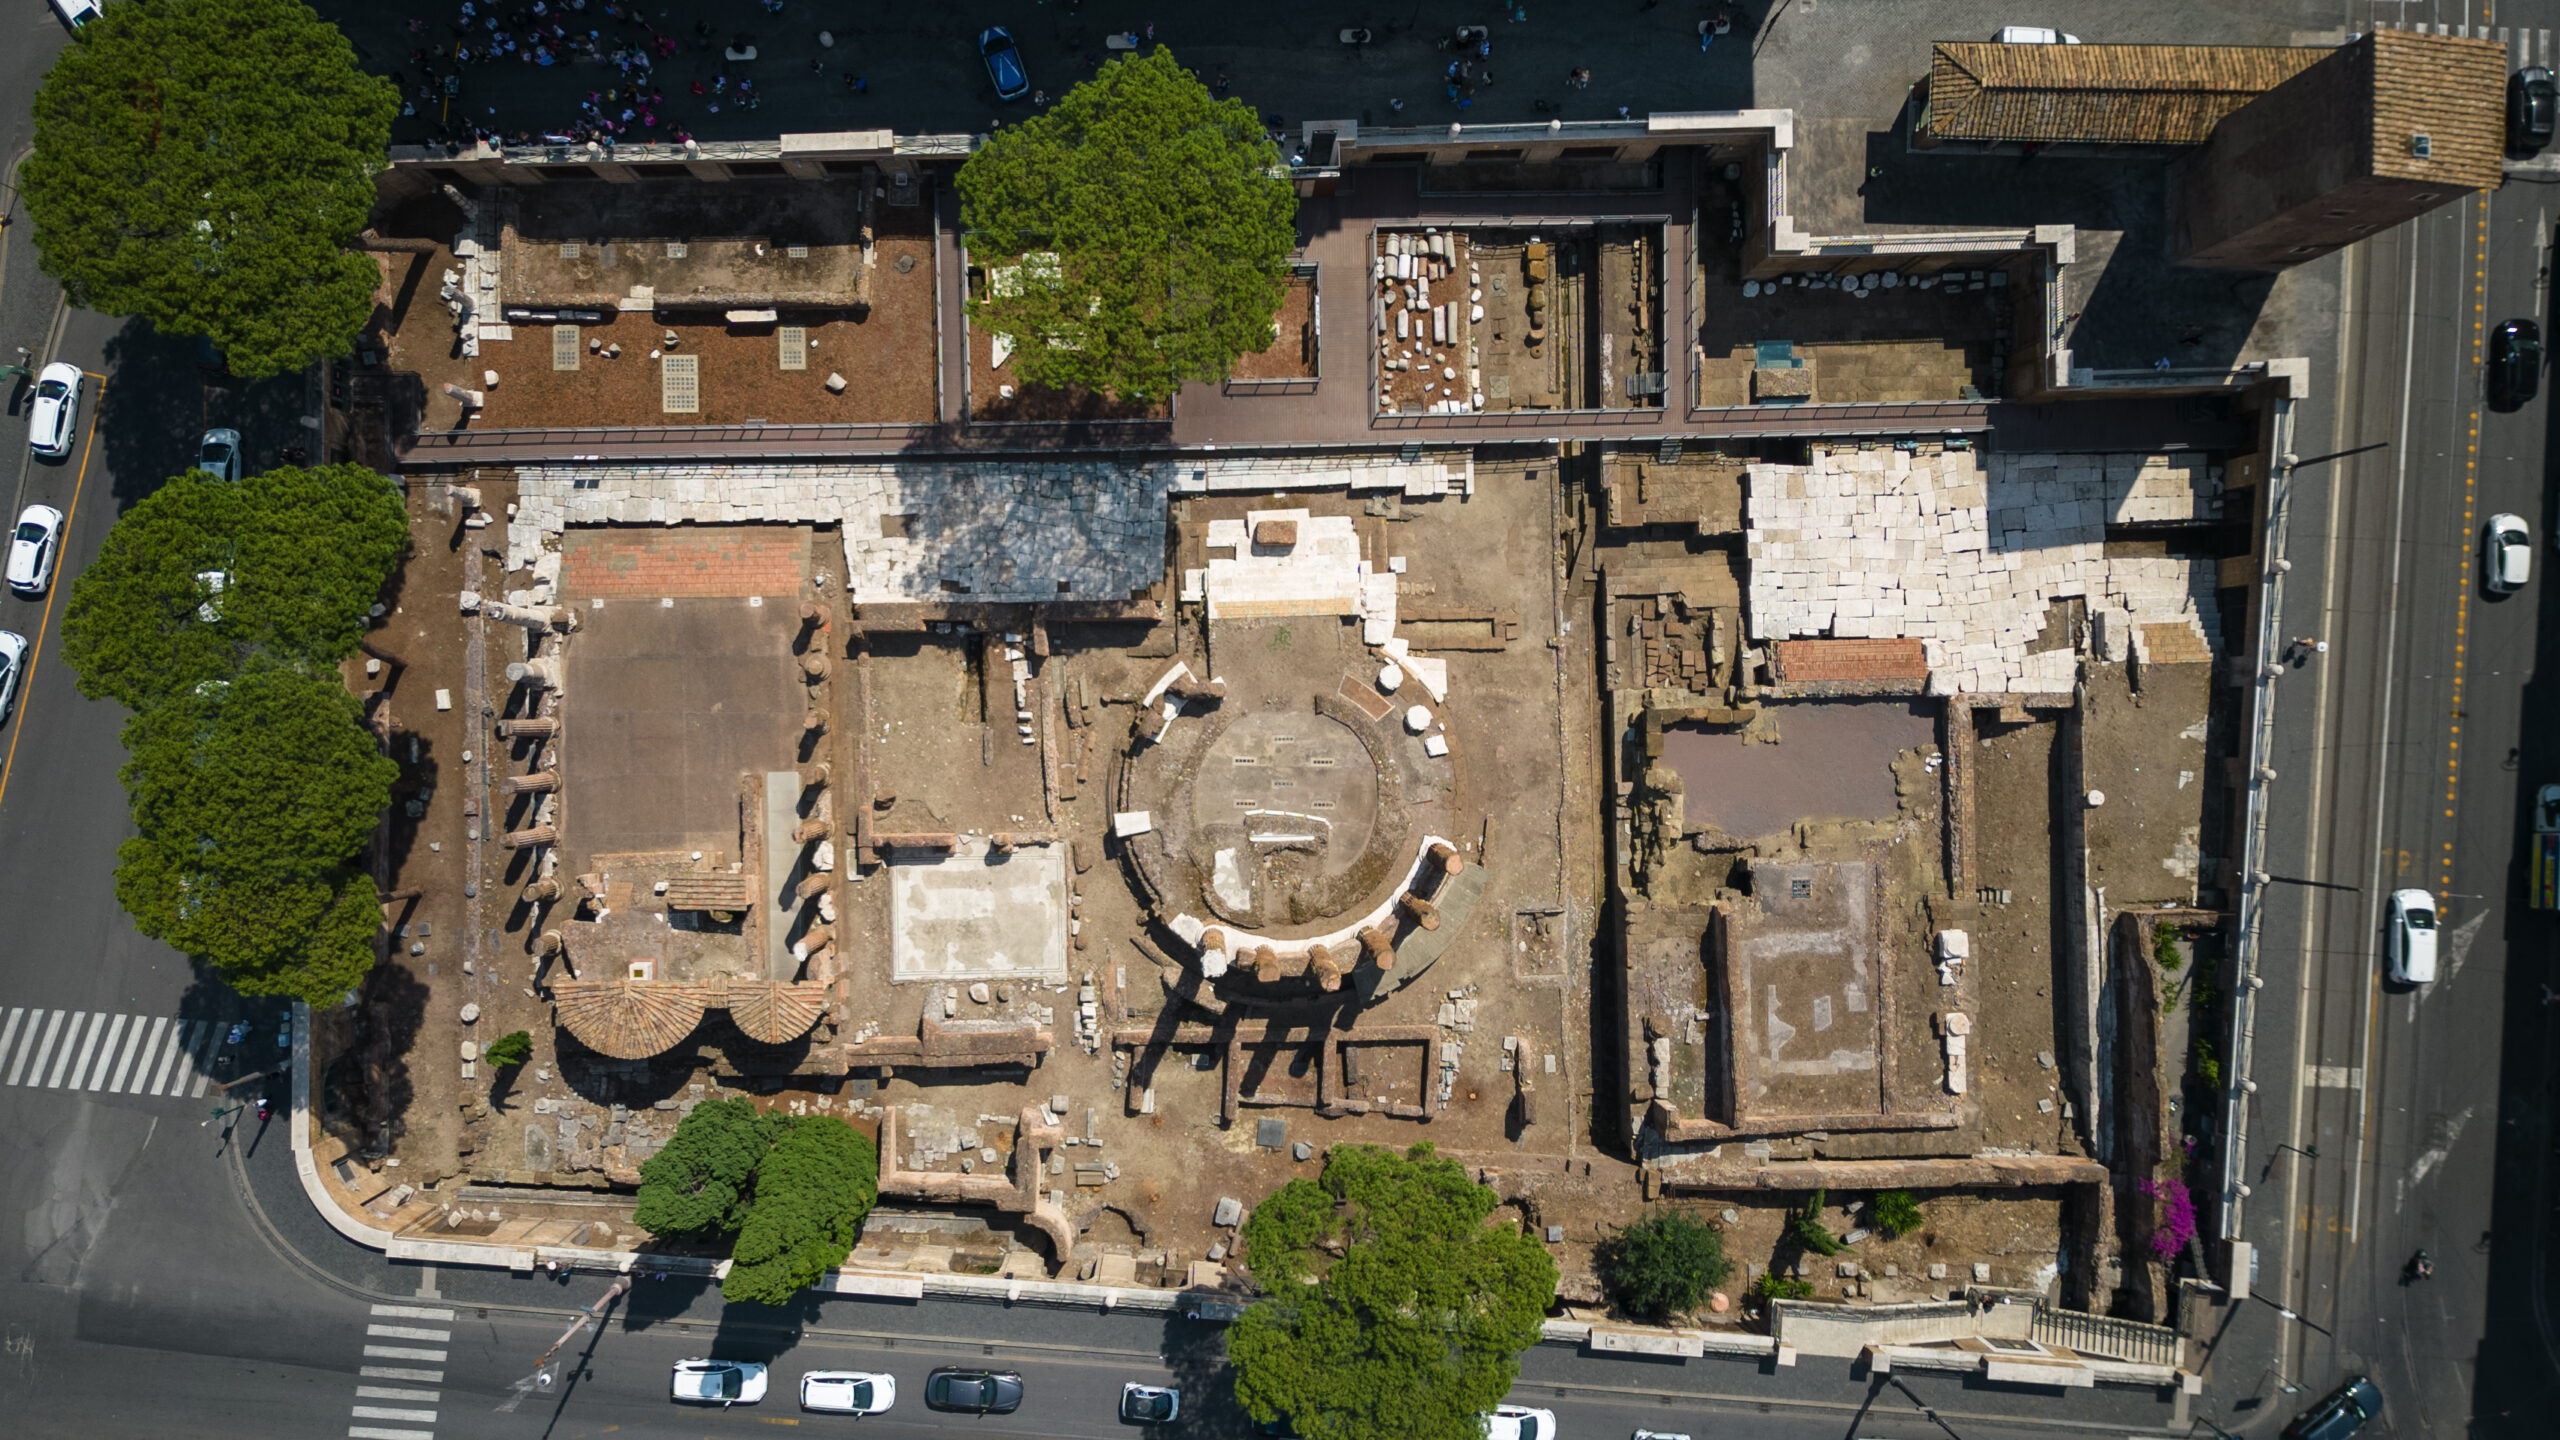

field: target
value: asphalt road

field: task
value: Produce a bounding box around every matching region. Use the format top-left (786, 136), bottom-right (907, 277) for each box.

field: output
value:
top-left (2199, 16), bottom-right (2560, 1435)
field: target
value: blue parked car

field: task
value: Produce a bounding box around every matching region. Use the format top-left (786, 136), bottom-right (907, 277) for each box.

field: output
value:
top-left (980, 26), bottom-right (1030, 101)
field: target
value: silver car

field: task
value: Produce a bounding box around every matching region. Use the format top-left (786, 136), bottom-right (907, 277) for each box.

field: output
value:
top-left (198, 428), bottom-right (243, 482)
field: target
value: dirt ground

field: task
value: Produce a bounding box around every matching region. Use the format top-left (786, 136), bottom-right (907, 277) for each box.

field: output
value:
top-left (1632, 1187), bottom-right (2071, 1319)
top-left (809, 467), bottom-right (1604, 1280)
top-left (376, 226), bottom-right (937, 434)
top-left (1229, 273), bottom-right (1319, 382)
top-left (1950, 714), bottom-right (2087, 1158)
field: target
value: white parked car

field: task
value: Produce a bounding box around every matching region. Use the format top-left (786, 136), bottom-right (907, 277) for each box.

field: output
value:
top-left (27, 363), bottom-right (82, 459)
top-left (2386, 889), bottom-right (2439, 985)
top-left (1483, 1405), bottom-right (1558, 1440)
top-left (800, 1369), bottom-right (895, 1415)
top-left (2486, 513), bottom-right (2531, 593)
top-left (672, 1358), bottom-right (767, 1407)
top-left (48, 0), bottom-right (103, 33)
top-left (7, 506), bottom-right (65, 598)
top-left (0, 631), bottom-right (26, 725)
top-left (1998, 25), bottom-right (2082, 44)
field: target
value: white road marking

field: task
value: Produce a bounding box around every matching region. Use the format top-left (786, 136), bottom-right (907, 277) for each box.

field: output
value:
top-left (361, 1345), bottom-right (449, 1363)
top-left (13, 1010), bottom-right (63, 1086)
top-left (359, 1366), bottom-right (445, 1384)
top-left (350, 1406), bottom-right (438, 1423)
top-left (103, 1013), bottom-right (148, 1091)
top-left (183, 1019), bottom-right (222, 1097)
top-left (144, 1019), bottom-right (196, 1094)
top-left (2442, 909), bottom-right (2486, 984)
top-left (348, 1428), bottom-right (437, 1440)
top-left (370, 1304), bottom-right (456, 1321)
top-left (366, 1325), bottom-right (453, 1343)
top-left (2409, 1106), bottom-right (2474, 1188)
top-left (77, 1014), bottom-right (127, 1089)
top-left (45, 1011), bottom-right (94, 1087)
top-left (0, 1010), bottom-right (23, 1079)
top-left (356, 1387), bottom-right (441, 1403)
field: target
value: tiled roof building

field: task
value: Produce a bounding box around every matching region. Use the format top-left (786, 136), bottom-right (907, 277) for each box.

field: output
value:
top-left (1920, 43), bottom-right (2325, 146)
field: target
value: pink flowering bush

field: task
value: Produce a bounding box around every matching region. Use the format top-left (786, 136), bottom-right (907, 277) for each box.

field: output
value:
top-left (2138, 1179), bottom-right (2197, 1261)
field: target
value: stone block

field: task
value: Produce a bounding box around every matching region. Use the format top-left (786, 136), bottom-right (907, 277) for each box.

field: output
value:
top-left (1213, 1196), bottom-right (1244, 1228)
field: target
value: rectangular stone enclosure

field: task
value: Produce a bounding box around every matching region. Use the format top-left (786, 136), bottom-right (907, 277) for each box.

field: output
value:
top-left (889, 841), bottom-right (1070, 983)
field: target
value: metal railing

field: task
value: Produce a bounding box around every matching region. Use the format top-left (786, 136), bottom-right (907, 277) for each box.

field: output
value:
top-left (2217, 394), bottom-right (2304, 1244)
top-left (2032, 1306), bottom-right (2181, 1367)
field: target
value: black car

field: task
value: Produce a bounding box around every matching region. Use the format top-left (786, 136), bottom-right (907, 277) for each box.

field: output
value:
top-left (924, 1367), bottom-right (1025, 1414)
top-left (2490, 319), bottom-right (2544, 411)
top-left (2511, 66), bottom-right (2557, 154)
top-left (2282, 1375), bottom-right (2382, 1440)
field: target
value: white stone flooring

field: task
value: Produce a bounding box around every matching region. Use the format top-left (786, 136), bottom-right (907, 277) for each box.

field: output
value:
top-left (1744, 446), bottom-right (2222, 695)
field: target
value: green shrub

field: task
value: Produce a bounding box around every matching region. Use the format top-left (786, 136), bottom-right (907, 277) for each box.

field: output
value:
top-left (1872, 1190), bottom-right (1922, 1239)
top-left (1750, 1273), bottom-right (1815, 1302)
top-left (1598, 1211), bottom-right (1734, 1323)
top-left (1790, 1189), bottom-right (1843, 1256)
top-left (2151, 922), bottom-right (2183, 972)
top-left (481, 1031), bottom-right (532, 1068)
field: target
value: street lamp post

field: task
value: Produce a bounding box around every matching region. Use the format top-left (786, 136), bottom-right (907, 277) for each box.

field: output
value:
top-left (530, 1273), bottom-right (633, 1387)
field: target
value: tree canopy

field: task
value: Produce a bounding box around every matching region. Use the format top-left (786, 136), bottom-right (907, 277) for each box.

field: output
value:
top-left (1229, 1144), bottom-right (1557, 1440)
top-left (723, 1116), bottom-right (880, 1306)
top-left (955, 47), bottom-right (1297, 401)
top-left (111, 662), bottom-right (398, 1005)
top-left (634, 1099), bottom-right (787, 1239)
top-left (62, 464), bottom-right (410, 712)
top-left (21, 0), bottom-right (399, 380)
top-left (1597, 1211), bottom-right (1733, 1324)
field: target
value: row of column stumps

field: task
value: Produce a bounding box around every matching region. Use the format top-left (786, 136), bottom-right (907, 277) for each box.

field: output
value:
top-left (1197, 840), bottom-right (1466, 992)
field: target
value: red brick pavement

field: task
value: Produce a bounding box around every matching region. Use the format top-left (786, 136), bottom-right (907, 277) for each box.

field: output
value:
top-left (561, 527), bottom-right (812, 600)
top-left (1770, 638), bottom-right (1930, 684)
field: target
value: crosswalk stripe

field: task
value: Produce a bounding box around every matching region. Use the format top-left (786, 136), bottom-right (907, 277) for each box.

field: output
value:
top-left (355, 1386), bottom-right (441, 1403)
top-left (350, 1406), bottom-right (438, 1423)
top-left (367, 1324), bottom-right (452, 1342)
top-left (145, 1019), bottom-right (195, 1095)
top-left (359, 1366), bottom-right (445, 1384)
top-left (184, 1019), bottom-right (223, 1097)
top-left (14, 1010), bottom-right (64, 1086)
top-left (77, 1014), bottom-right (129, 1090)
top-left (348, 1428), bottom-right (436, 1440)
top-left (362, 1344), bottom-right (449, 1363)
top-left (370, 1304), bottom-right (457, 1321)
top-left (0, 1010), bottom-right (23, 1080)
top-left (103, 1014), bottom-right (147, 1092)
top-left (109, 1016), bottom-right (162, 1092)
top-left (47, 1011), bottom-right (96, 1087)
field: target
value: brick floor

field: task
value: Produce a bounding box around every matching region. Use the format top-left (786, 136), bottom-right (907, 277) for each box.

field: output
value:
top-left (1770, 638), bottom-right (1931, 684)
top-left (561, 526), bottom-right (812, 600)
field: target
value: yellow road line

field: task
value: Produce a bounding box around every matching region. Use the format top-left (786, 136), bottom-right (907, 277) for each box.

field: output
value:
top-left (2443, 196), bottom-right (2488, 891)
top-left (0, 372), bottom-right (105, 819)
